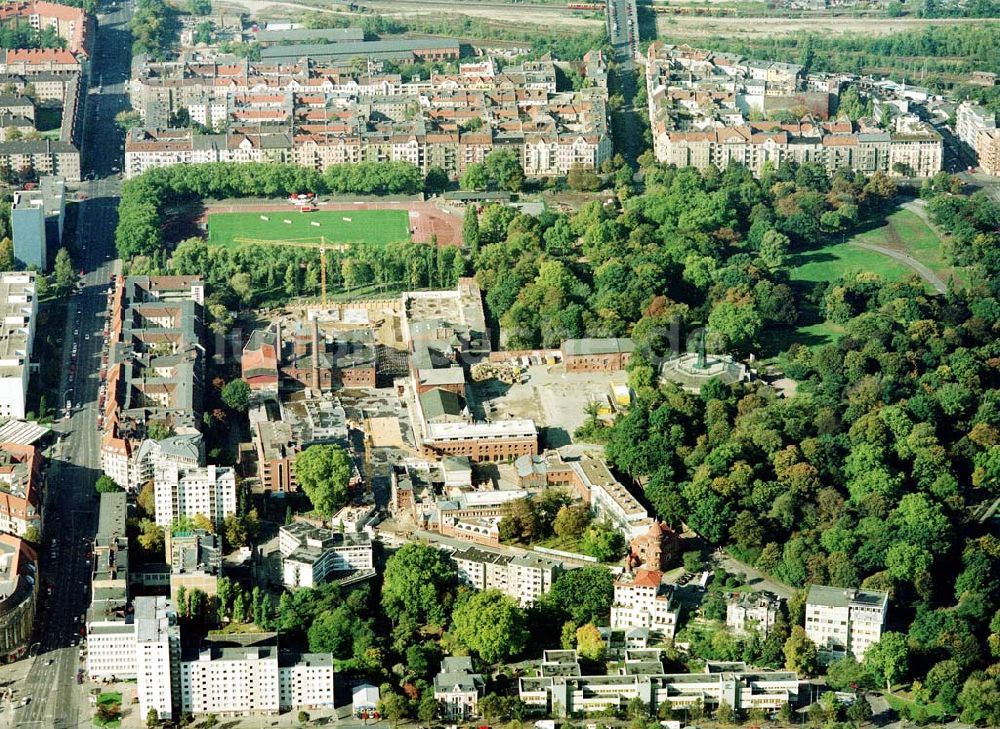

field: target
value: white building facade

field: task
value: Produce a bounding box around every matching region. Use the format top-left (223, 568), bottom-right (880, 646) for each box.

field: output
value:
top-left (153, 462), bottom-right (237, 528)
top-left (610, 569), bottom-right (679, 639)
top-left (805, 585), bottom-right (888, 661)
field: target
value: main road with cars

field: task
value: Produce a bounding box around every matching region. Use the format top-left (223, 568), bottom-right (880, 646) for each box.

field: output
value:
top-left (9, 2), bottom-right (131, 726)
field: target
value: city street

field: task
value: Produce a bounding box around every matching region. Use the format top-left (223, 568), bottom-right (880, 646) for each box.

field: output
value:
top-left (2, 1), bottom-right (132, 726)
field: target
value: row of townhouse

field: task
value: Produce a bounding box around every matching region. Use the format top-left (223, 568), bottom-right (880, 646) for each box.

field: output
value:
top-left (645, 42), bottom-right (942, 178)
top-left (956, 100), bottom-right (1000, 175)
top-left (0, 1), bottom-right (91, 55)
top-left (652, 119), bottom-right (942, 177)
top-left (125, 53), bottom-right (611, 179)
top-left (100, 276), bottom-right (207, 491)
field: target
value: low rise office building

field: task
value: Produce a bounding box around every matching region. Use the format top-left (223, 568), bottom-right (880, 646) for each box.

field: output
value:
top-left (519, 650), bottom-right (799, 717)
top-left (279, 522), bottom-right (374, 589)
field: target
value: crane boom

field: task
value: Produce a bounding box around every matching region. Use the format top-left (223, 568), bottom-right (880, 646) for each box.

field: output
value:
top-left (232, 236), bottom-right (343, 304)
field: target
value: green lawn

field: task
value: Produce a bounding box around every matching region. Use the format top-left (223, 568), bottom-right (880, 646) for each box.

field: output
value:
top-left (884, 692), bottom-right (950, 720)
top-left (207, 209), bottom-right (411, 248)
top-left (771, 207), bottom-right (951, 355)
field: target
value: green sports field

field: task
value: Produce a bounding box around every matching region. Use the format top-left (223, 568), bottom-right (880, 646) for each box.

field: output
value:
top-left (207, 209), bottom-right (411, 247)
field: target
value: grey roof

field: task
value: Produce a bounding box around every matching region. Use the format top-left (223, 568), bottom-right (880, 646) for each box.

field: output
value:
top-left (434, 656), bottom-right (483, 693)
top-left (807, 584), bottom-right (887, 608)
top-left (419, 388), bottom-right (463, 421)
top-left (255, 27), bottom-right (364, 43)
top-left (260, 38), bottom-right (460, 62)
top-left (562, 337), bottom-right (635, 356)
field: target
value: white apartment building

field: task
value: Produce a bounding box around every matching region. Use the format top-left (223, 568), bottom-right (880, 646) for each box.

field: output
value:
top-left (956, 100), bottom-right (997, 148)
top-left (87, 621), bottom-right (137, 679)
top-left (0, 272), bottom-right (36, 419)
top-left (805, 585), bottom-right (888, 661)
top-left (726, 591), bottom-right (782, 637)
top-left (449, 545), bottom-right (560, 607)
top-left (180, 645), bottom-right (281, 715)
top-left (611, 569), bottom-right (680, 639)
top-left (279, 522), bottom-right (374, 589)
top-left (572, 459), bottom-right (655, 540)
top-left (153, 462), bottom-right (237, 528)
top-left (136, 596), bottom-right (181, 721)
top-left (129, 597), bottom-right (336, 720)
top-left (278, 654), bottom-right (336, 711)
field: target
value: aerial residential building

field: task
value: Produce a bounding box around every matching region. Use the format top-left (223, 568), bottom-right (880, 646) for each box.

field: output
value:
top-left (11, 176), bottom-right (65, 271)
top-left (519, 650), bottom-right (799, 717)
top-left (0, 1), bottom-right (91, 55)
top-left (153, 462), bottom-right (237, 529)
top-left (956, 100), bottom-right (997, 149)
top-left (978, 128), bottom-right (1000, 176)
top-left (87, 492), bottom-right (135, 680)
top-left (278, 522), bottom-right (374, 589)
top-left (136, 596), bottom-right (182, 721)
top-left (434, 656), bottom-right (485, 720)
top-left (0, 533), bottom-right (37, 661)
top-left (0, 443), bottom-right (40, 539)
top-left (805, 585), bottom-right (888, 661)
top-left (726, 592), bottom-right (782, 637)
top-left (611, 569), bottom-right (680, 639)
top-left (102, 276), bottom-right (206, 486)
top-left (449, 545), bottom-right (561, 607)
top-left (0, 272), bottom-right (36, 420)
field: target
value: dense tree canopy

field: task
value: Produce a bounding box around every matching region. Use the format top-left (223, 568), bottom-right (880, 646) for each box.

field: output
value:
top-left (293, 445), bottom-right (352, 518)
top-left (381, 544), bottom-right (458, 628)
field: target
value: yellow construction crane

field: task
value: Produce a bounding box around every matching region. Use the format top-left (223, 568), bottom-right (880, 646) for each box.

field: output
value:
top-left (233, 236), bottom-right (349, 305)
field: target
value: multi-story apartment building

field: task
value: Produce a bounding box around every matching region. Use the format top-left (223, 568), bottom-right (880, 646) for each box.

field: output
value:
top-left (0, 443), bottom-right (41, 538)
top-left (978, 128), bottom-right (1000, 176)
top-left (0, 138), bottom-right (79, 181)
top-left (87, 492), bottom-right (134, 680)
top-left (0, 272), bottom-right (36, 420)
top-left (11, 175), bottom-right (65, 271)
top-left (136, 596), bottom-right (182, 721)
top-left (646, 43), bottom-right (941, 178)
top-left (519, 650), bottom-right (799, 717)
top-left (101, 276), bottom-right (205, 486)
top-left (611, 569), bottom-right (680, 639)
top-left (956, 100), bottom-right (997, 149)
top-left (0, 1), bottom-right (91, 55)
top-left (278, 522), bottom-right (374, 589)
top-left (449, 545), bottom-right (561, 607)
top-left (805, 585), bottom-right (888, 661)
top-left (125, 54), bottom-right (611, 180)
top-left (434, 656), bottom-right (484, 720)
top-left (128, 597), bottom-right (337, 721)
top-left (726, 591), bottom-right (782, 637)
top-left (153, 462), bottom-right (237, 529)
top-left (0, 48), bottom-right (80, 74)
top-left (0, 533), bottom-right (37, 661)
